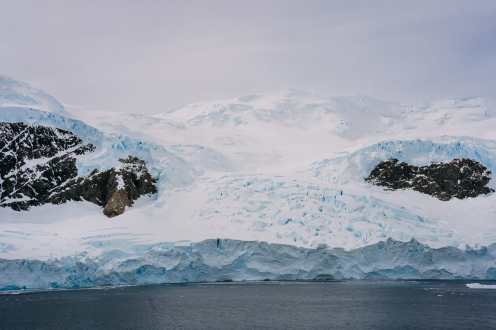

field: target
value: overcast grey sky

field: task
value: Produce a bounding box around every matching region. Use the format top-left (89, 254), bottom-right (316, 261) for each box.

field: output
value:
top-left (1, 0), bottom-right (495, 113)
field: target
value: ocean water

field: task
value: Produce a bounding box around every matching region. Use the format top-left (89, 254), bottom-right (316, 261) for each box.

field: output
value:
top-left (0, 281), bottom-right (495, 330)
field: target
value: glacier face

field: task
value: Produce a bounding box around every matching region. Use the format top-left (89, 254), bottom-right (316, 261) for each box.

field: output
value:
top-left (2, 77), bottom-right (496, 289)
top-left (1, 238), bottom-right (496, 291)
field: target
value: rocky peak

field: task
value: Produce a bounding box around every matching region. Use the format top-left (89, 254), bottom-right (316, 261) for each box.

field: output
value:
top-left (366, 158), bottom-right (493, 200)
top-left (0, 122), bottom-right (157, 217)
top-left (0, 122), bottom-right (95, 210)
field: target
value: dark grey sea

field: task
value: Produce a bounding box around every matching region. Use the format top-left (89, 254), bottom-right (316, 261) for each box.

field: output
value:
top-left (1, 281), bottom-right (495, 330)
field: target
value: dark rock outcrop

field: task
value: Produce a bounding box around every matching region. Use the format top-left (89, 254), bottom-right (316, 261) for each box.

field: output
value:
top-left (366, 158), bottom-right (493, 200)
top-left (0, 122), bottom-right (95, 211)
top-left (50, 156), bottom-right (157, 217)
top-left (0, 122), bottom-right (157, 216)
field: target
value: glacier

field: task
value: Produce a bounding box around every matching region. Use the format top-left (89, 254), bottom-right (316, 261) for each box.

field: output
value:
top-left (2, 77), bottom-right (496, 291)
top-left (1, 238), bottom-right (496, 292)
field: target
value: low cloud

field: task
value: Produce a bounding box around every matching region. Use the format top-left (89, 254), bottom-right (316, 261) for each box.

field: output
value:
top-left (1, 0), bottom-right (495, 113)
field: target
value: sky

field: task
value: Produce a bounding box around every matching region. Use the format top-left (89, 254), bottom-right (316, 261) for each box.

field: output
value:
top-left (1, 0), bottom-right (496, 113)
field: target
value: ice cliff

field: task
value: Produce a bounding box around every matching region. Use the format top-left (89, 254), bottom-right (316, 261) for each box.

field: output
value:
top-left (1, 238), bottom-right (496, 291)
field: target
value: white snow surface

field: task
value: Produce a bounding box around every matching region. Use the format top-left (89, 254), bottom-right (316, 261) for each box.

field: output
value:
top-left (0, 76), bottom-right (67, 116)
top-left (2, 84), bottom-right (496, 261)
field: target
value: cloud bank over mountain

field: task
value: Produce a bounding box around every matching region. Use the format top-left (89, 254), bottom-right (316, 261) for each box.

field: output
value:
top-left (1, 0), bottom-right (496, 113)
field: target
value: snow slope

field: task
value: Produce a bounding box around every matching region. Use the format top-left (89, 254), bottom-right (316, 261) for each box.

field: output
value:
top-left (1, 80), bottom-right (496, 287)
top-left (0, 76), bottom-right (67, 116)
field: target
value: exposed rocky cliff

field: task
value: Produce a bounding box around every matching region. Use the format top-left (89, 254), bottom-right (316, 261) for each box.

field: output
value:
top-left (0, 122), bottom-right (156, 216)
top-left (366, 158), bottom-right (493, 200)
top-left (0, 122), bottom-right (95, 210)
top-left (50, 156), bottom-right (157, 217)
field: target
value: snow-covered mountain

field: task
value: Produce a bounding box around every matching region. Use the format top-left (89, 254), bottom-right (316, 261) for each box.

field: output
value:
top-left (1, 78), bottom-right (496, 290)
top-left (0, 75), bottom-right (68, 116)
